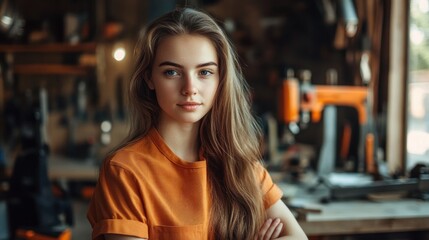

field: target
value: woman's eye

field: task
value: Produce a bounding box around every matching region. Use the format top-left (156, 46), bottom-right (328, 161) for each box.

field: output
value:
top-left (200, 70), bottom-right (213, 76)
top-left (164, 70), bottom-right (178, 76)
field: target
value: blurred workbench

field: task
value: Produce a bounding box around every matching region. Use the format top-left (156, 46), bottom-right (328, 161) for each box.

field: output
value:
top-left (48, 155), bottom-right (99, 181)
top-left (6, 154), bottom-right (99, 181)
top-left (275, 177), bottom-right (429, 238)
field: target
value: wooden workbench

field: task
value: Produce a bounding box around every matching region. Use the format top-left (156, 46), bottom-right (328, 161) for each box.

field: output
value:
top-left (277, 181), bottom-right (429, 237)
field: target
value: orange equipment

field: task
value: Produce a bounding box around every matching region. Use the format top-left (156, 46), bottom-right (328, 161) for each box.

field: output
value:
top-left (279, 79), bottom-right (368, 125)
top-left (15, 228), bottom-right (71, 240)
top-left (279, 76), bottom-right (374, 174)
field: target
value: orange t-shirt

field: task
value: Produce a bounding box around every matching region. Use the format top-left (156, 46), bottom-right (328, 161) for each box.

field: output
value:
top-left (87, 128), bottom-right (283, 240)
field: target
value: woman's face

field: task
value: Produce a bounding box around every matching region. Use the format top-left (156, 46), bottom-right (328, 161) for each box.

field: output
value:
top-left (149, 34), bottom-right (220, 128)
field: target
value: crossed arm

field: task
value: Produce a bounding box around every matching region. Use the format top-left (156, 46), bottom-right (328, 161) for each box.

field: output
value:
top-left (105, 199), bottom-right (307, 240)
top-left (257, 199), bottom-right (308, 240)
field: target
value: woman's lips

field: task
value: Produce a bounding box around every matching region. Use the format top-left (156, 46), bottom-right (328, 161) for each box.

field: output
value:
top-left (177, 102), bottom-right (202, 111)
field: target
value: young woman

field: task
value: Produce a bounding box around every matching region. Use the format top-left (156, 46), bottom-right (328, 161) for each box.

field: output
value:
top-left (87, 7), bottom-right (307, 240)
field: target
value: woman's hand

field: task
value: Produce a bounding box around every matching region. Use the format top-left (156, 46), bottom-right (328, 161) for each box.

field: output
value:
top-left (255, 218), bottom-right (283, 240)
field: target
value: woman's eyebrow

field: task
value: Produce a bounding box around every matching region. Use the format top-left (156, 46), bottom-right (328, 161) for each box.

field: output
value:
top-left (196, 62), bottom-right (218, 68)
top-left (159, 61), bottom-right (183, 68)
top-left (158, 61), bottom-right (218, 68)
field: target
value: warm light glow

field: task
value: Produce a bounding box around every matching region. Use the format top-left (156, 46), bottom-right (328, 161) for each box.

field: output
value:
top-left (113, 47), bottom-right (126, 61)
top-left (410, 27), bottom-right (425, 45)
top-left (101, 133), bottom-right (111, 145)
top-left (407, 130), bottom-right (429, 155)
top-left (101, 120), bottom-right (112, 132)
top-left (409, 87), bottom-right (426, 118)
top-left (1, 16), bottom-right (12, 25)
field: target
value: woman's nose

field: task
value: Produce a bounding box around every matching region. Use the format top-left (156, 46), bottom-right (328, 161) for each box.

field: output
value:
top-left (181, 74), bottom-right (197, 96)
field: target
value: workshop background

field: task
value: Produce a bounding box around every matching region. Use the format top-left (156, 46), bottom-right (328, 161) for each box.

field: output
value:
top-left (0, 0), bottom-right (428, 239)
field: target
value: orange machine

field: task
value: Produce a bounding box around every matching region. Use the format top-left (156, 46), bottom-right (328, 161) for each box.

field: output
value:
top-left (279, 79), bottom-right (368, 125)
top-left (279, 76), bottom-right (376, 174)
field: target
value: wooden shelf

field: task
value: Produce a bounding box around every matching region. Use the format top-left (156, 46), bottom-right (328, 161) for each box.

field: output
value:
top-left (0, 42), bottom-right (98, 75)
top-left (0, 42), bottom-right (97, 53)
top-left (14, 64), bottom-right (94, 75)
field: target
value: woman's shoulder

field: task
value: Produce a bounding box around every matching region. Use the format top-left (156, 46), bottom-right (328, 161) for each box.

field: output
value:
top-left (105, 134), bottom-right (155, 170)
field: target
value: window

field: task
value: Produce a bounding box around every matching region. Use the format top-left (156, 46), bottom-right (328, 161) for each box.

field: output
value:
top-left (407, 0), bottom-right (429, 170)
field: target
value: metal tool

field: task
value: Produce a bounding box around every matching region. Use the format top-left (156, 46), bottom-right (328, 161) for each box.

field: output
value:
top-left (324, 168), bottom-right (429, 202)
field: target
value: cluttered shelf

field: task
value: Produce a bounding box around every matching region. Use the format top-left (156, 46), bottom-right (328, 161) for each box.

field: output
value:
top-left (0, 42), bottom-right (97, 53)
top-left (0, 42), bottom-right (98, 75)
top-left (12, 64), bottom-right (93, 75)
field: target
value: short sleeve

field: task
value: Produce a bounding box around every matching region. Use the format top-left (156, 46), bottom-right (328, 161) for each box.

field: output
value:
top-left (87, 158), bottom-right (148, 240)
top-left (256, 162), bottom-right (283, 209)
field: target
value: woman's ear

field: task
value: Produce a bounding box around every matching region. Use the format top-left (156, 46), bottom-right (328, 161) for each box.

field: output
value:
top-left (146, 79), bottom-right (155, 90)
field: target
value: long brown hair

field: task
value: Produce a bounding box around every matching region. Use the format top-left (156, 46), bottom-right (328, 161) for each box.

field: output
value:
top-left (112, 8), bottom-right (265, 239)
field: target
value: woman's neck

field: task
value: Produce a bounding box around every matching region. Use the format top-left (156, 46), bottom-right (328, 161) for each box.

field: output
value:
top-left (156, 123), bottom-right (200, 162)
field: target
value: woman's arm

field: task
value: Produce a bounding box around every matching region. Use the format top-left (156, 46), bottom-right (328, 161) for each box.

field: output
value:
top-left (106, 200), bottom-right (306, 240)
top-left (105, 234), bottom-right (146, 240)
top-left (264, 199), bottom-right (308, 240)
